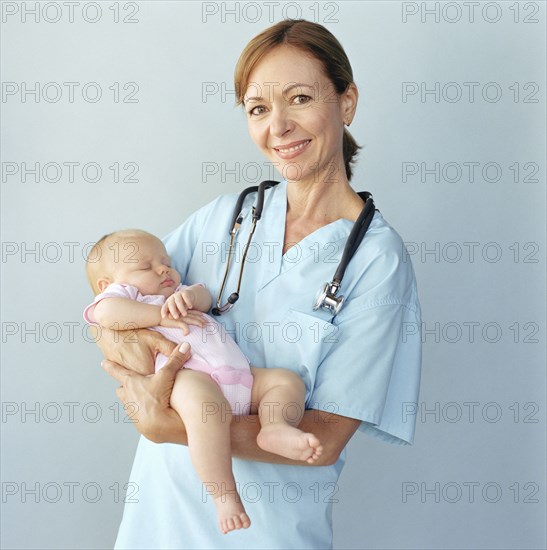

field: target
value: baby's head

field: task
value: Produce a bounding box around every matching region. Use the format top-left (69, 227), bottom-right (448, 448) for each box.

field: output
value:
top-left (86, 229), bottom-right (181, 298)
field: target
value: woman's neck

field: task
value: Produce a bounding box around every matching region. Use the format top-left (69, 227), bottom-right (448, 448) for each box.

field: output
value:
top-left (282, 176), bottom-right (365, 255)
top-left (285, 177), bottom-right (364, 226)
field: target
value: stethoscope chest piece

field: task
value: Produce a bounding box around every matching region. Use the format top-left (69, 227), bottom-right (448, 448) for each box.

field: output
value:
top-left (313, 282), bottom-right (345, 316)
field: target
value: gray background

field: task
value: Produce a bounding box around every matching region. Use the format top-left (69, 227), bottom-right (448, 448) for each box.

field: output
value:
top-left (1, 1), bottom-right (545, 548)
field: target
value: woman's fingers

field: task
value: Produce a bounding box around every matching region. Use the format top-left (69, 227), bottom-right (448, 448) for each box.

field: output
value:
top-left (152, 333), bottom-right (178, 356)
top-left (183, 311), bottom-right (208, 328)
top-left (101, 359), bottom-right (133, 384)
top-left (100, 340), bottom-right (190, 384)
top-left (159, 317), bottom-right (191, 334)
top-left (115, 385), bottom-right (127, 403)
top-left (160, 343), bottom-right (192, 376)
top-left (94, 327), bottom-right (157, 375)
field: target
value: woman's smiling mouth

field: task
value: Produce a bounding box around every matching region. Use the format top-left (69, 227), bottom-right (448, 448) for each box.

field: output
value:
top-left (273, 139), bottom-right (311, 159)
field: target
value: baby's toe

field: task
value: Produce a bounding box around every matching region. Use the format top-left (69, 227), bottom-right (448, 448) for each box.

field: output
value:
top-left (241, 513), bottom-right (251, 529)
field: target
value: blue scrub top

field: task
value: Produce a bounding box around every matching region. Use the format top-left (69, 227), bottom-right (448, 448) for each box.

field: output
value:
top-left (114, 181), bottom-right (422, 549)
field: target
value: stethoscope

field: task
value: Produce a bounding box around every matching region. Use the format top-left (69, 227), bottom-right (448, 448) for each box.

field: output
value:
top-left (211, 180), bottom-right (376, 317)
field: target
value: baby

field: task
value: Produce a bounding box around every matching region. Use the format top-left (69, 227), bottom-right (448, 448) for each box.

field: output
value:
top-left (83, 229), bottom-right (323, 534)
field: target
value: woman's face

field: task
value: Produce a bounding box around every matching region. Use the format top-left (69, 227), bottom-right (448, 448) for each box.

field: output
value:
top-left (243, 45), bottom-right (357, 185)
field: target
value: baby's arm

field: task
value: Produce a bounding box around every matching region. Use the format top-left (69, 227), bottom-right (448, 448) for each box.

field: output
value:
top-left (161, 284), bottom-right (212, 319)
top-left (93, 297), bottom-right (162, 329)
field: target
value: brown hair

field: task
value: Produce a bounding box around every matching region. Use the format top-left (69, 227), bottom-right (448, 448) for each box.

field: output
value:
top-left (234, 19), bottom-right (361, 180)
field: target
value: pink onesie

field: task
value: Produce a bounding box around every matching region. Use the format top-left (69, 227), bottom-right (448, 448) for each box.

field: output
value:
top-left (83, 283), bottom-right (253, 415)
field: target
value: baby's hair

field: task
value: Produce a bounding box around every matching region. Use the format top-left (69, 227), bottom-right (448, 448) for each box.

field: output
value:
top-left (85, 228), bottom-right (156, 295)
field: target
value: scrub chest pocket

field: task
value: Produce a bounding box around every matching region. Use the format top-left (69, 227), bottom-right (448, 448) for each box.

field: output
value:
top-left (272, 309), bottom-right (338, 407)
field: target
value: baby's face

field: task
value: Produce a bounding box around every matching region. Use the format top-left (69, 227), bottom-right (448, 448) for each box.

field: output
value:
top-left (108, 234), bottom-right (181, 298)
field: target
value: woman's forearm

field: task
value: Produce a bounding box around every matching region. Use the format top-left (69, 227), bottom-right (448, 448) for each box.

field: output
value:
top-left (230, 410), bottom-right (360, 466)
top-left (156, 408), bottom-right (359, 467)
top-left (147, 407), bottom-right (189, 444)
top-left (102, 341), bottom-right (361, 464)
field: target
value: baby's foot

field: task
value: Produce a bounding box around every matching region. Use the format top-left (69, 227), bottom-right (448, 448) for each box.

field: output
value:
top-left (213, 492), bottom-right (251, 534)
top-left (257, 424), bottom-right (323, 464)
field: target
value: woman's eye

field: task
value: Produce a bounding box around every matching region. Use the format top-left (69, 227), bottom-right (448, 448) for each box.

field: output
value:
top-left (248, 105), bottom-right (266, 116)
top-left (293, 94), bottom-right (312, 105)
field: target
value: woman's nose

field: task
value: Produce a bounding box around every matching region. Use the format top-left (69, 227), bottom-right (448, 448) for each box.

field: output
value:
top-left (269, 106), bottom-right (293, 138)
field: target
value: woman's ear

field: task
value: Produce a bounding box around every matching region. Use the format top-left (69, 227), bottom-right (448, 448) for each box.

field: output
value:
top-left (97, 278), bottom-right (112, 293)
top-left (341, 82), bottom-right (358, 126)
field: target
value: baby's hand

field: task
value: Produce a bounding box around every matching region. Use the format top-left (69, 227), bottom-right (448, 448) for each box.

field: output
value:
top-left (161, 289), bottom-right (196, 319)
top-left (159, 310), bottom-right (208, 335)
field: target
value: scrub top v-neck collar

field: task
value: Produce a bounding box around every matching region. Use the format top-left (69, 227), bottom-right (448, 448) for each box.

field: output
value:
top-left (257, 180), bottom-right (355, 292)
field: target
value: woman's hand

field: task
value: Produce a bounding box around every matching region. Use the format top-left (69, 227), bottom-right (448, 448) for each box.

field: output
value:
top-left (101, 343), bottom-right (191, 444)
top-left (159, 312), bottom-right (201, 333)
top-left (92, 326), bottom-right (173, 375)
top-left (92, 310), bottom-right (207, 375)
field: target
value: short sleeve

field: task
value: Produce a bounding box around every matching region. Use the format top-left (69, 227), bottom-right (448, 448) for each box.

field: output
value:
top-left (308, 223), bottom-right (422, 446)
top-left (309, 300), bottom-right (421, 445)
top-left (83, 283), bottom-right (139, 325)
top-left (162, 196), bottom-right (223, 281)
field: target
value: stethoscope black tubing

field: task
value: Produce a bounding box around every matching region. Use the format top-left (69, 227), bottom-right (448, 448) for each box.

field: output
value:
top-left (332, 192), bottom-right (376, 285)
top-left (222, 181), bottom-right (375, 305)
top-left (228, 180), bottom-right (280, 233)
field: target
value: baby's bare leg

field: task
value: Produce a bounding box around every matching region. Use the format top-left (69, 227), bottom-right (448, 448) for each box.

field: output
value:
top-left (170, 369), bottom-right (250, 534)
top-left (250, 367), bottom-right (323, 464)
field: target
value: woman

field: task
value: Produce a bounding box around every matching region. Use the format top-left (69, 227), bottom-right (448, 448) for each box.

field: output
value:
top-left (99, 19), bottom-right (422, 549)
